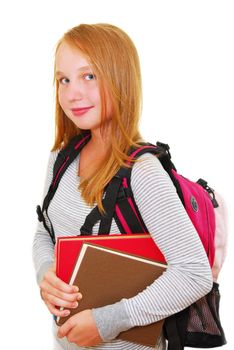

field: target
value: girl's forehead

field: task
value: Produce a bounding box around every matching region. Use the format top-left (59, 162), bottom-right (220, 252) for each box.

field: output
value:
top-left (55, 41), bottom-right (92, 71)
top-left (56, 42), bottom-right (86, 61)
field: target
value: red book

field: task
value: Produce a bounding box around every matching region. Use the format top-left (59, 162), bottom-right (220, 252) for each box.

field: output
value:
top-left (56, 233), bottom-right (166, 283)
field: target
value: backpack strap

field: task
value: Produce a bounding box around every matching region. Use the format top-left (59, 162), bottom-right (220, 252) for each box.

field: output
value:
top-left (118, 142), bottom-right (185, 205)
top-left (36, 131), bottom-right (91, 244)
top-left (80, 176), bottom-right (123, 235)
top-left (112, 142), bottom-right (182, 234)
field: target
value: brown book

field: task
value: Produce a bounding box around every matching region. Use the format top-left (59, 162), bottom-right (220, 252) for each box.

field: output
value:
top-left (57, 243), bottom-right (167, 348)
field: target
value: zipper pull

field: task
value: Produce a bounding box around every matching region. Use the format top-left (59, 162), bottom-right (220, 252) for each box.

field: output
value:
top-left (197, 178), bottom-right (219, 208)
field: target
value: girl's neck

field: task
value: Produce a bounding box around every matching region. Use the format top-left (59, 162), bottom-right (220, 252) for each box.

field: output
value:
top-left (78, 127), bottom-right (111, 179)
top-left (88, 126), bottom-right (111, 153)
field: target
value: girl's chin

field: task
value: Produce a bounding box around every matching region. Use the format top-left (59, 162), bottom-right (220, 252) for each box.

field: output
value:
top-left (71, 120), bottom-right (102, 131)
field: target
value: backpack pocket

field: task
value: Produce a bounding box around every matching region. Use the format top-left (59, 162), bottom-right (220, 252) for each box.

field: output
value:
top-left (164, 282), bottom-right (227, 349)
top-left (185, 282), bottom-right (227, 348)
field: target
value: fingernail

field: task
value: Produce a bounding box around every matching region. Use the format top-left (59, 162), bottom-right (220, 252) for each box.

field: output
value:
top-left (72, 302), bottom-right (78, 308)
top-left (77, 293), bottom-right (82, 300)
top-left (73, 286), bottom-right (79, 292)
top-left (64, 310), bottom-right (70, 316)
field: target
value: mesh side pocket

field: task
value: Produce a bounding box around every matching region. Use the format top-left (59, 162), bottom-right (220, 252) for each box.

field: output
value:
top-left (185, 282), bottom-right (226, 348)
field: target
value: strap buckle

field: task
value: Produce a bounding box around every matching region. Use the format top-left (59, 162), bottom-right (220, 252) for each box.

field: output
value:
top-left (156, 141), bottom-right (171, 159)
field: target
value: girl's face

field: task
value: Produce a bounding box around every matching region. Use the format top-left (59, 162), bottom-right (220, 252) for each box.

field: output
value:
top-left (55, 41), bottom-right (112, 131)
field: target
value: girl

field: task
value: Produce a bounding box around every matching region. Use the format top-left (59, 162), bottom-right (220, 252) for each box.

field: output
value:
top-left (33, 23), bottom-right (213, 350)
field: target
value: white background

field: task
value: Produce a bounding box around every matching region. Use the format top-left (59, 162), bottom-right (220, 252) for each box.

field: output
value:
top-left (0, 1), bottom-right (233, 349)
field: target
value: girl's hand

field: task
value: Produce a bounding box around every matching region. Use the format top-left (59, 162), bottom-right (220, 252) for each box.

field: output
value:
top-left (39, 261), bottom-right (82, 318)
top-left (57, 309), bottom-right (102, 347)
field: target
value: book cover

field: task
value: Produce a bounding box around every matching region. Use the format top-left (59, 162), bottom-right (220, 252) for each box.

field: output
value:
top-left (56, 233), bottom-right (166, 283)
top-left (56, 243), bottom-right (167, 348)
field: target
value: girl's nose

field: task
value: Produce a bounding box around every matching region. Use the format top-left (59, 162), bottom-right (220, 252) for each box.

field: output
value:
top-left (67, 81), bottom-right (84, 101)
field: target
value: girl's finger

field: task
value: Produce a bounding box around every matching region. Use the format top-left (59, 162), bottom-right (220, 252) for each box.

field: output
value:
top-left (41, 280), bottom-right (81, 303)
top-left (44, 269), bottom-right (79, 294)
top-left (45, 301), bottom-right (71, 318)
top-left (42, 290), bottom-right (80, 309)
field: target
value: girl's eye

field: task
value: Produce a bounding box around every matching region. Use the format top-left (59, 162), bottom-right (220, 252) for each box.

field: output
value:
top-left (59, 77), bottom-right (70, 85)
top-left (84, 73), bottom-right (96, 81)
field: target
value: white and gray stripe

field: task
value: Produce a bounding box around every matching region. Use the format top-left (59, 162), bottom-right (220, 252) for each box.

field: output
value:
top-left (33, 151), bottom-right (213, 350)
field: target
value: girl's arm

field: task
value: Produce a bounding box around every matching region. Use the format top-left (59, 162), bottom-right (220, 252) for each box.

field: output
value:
top-left (92, 153), bottom-right (213, 341)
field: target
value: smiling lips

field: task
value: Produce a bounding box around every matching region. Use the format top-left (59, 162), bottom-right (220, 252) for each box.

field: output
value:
top-left (71, 106), bottom-right (94, 117)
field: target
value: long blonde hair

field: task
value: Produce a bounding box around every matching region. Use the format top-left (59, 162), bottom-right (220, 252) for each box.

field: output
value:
top-left (52, 23), bottom-right (144, 213)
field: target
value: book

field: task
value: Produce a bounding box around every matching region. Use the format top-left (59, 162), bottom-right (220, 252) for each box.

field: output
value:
top-left (56, 233), bottom-right (166, 283)
top-left (56, 243), bottom-right (167, 348)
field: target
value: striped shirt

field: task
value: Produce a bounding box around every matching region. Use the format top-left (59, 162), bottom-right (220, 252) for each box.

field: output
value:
top-left (33, 150), bottom-right (213, 350)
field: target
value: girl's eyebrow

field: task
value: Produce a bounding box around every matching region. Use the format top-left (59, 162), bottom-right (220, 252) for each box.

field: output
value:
top-left (55, 65), bottom-right (92, 77)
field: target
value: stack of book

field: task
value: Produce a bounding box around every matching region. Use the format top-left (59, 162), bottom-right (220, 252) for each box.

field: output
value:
top-left (55, 233), bottom-right (167, 348)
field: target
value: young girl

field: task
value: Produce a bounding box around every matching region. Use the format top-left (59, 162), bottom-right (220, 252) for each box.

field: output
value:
top-left (33, 23), bottom-right (213, 350)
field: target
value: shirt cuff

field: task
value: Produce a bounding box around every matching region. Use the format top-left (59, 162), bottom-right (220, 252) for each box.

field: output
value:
top-left (36, 260), bottom-right (54, 285)
top-left (92, 300), bottom-right (133, 342)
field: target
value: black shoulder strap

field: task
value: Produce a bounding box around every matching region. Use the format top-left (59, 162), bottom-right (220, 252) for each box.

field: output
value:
top-left (114, 142), bottom-right (177, 233)
top-left (51, 131), bottom-right (91, 196)
top-left (36, 131), bottom-right (91, 243)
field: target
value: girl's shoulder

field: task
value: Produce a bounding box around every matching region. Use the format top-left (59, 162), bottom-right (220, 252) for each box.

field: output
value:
top-left (47, 149), bottom-right (61, 169)
top-left (44, 149), bottom-right (61, 183)
top-left (131, 152), bottom-right (166, 176)
top-left (130, 152), bottom-right (174, 191)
